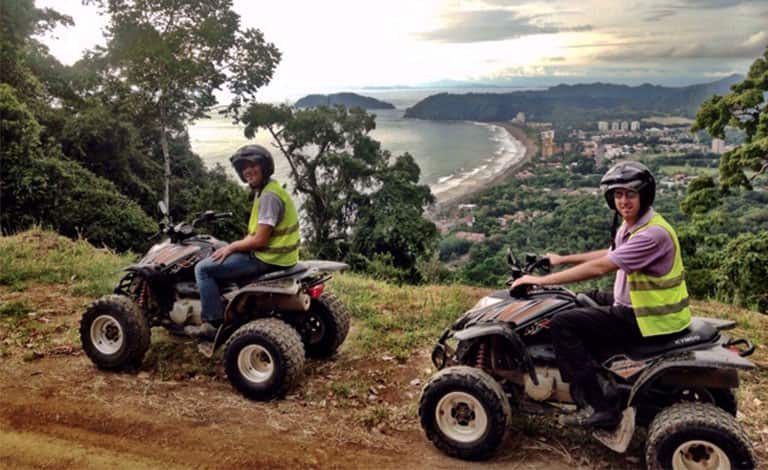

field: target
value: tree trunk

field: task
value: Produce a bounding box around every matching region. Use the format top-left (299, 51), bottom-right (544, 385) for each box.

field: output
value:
top-left (160, 106), bottom-right (171, 210)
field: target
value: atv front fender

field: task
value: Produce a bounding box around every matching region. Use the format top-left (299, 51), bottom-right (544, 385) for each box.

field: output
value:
top-left (627, 345), bottom-right (754, 407)
top-left (454, 324), bottom-right (538, 385)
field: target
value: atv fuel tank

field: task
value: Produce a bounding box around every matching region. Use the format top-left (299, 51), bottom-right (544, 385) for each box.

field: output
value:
top-left (456, 294), bottom-right (571, 330)
top-left (138, 237), bottom-right (222, 267)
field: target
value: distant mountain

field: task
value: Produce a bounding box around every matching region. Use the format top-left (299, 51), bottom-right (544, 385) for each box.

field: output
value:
top-left (295, 92), bottom-right (395, 110)
top-left (404, 75), bottom-right (743, 124)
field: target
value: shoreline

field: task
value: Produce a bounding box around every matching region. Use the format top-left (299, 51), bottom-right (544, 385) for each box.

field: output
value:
top-left (431, 122), bottom-right (538, 209)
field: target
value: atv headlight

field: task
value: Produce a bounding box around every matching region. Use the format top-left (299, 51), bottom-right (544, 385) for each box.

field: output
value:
top-left (469, 296), bottom-right (504, 312)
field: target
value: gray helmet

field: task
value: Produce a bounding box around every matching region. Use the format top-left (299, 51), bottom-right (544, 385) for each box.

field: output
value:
top-left (230, 144), bottom-right (274, 183)
top-left (600, 161), bottom-right (656, 213)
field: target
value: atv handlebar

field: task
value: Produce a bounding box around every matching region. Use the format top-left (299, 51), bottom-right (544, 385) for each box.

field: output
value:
top-left (147, 207), bottom-right (233, 242)
top-left (506, 251), bottom-right (552, 297)
top-left (507, 251), bottom-right (551, 279)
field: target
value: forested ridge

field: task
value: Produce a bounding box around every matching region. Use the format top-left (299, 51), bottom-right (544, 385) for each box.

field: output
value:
top-left (405, 75), bottom-right (742, 125)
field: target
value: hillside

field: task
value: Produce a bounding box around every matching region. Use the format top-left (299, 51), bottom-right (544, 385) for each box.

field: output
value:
top-left (404, 75), bottom-right (743, 124)
top-left (294, 92), bottom-right (396, 110)
top-left (0, 229), bottom-right (765, 468)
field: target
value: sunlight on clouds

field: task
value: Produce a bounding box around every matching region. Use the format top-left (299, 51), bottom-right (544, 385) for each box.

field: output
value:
top-left (35, 0), bottom-right (761, 100)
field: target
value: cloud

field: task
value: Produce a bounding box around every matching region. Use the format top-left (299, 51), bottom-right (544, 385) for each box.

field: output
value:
top-left (643, 9), bottom-right (677, 22)
top-left (594, 31), bottom-right (767, 61)
top-left (677, 0), bottom-right (756, 9)
top-left (416, 10), bottom-right (592, 43)
top-left (565, 41), bottom-right (660, 49)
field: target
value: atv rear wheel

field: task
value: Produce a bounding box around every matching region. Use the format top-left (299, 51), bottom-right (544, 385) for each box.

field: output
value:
top-left (301, 292), bottom-right (350, 358)
top-left (645, 402), bottom-right (755, 470)
top-left (224, 318), bottom-right (305, 400)
top-left (80, 294), bottom-right (150, 370)
top-left (418, 366), bottom-right (511, 460)
top-left (674, 387), bottom-right (738, 416)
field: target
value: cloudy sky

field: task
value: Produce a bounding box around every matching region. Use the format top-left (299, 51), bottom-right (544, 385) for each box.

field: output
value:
top-left (37, 0), bottom-right (767, 101)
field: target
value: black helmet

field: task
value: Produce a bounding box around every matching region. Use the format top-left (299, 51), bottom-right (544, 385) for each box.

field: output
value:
top-left (600, 161), bottom-right (656, 214)
top-left (230, 144), bottom-right (274, 183)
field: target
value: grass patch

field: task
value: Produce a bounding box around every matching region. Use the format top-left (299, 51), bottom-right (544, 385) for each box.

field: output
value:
top-left (361, 404), bottom-right (391, 429)
top-left (329, 273), bottom-right (486, 360)
top-left (0, 228), bottom-right (135, 297)
top-left (0, 300), bottom-right (34, 317)
top-left (331, 381), bottom-right (354, 400)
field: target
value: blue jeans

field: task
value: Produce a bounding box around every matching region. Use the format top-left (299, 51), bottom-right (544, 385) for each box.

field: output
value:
top-left (195, 252), bottom-right (281, 323)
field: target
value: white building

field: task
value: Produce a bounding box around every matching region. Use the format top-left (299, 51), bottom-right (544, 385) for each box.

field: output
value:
top-left (611, 121), bottom-right (620, 131)
top-left (598, 121), bottom-right (609, 131)
top-left (630, 121), bottom-right (641, 131)
top-left (712, 138), bottom-right (726, 154)
top-left (621, 121), bottom-right (629, 131)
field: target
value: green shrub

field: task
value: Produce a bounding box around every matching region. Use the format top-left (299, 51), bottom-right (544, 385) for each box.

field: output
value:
top-left (1, 84), bottom-right (157, 252)
top-left (715, 231), bottom-right (768, 312)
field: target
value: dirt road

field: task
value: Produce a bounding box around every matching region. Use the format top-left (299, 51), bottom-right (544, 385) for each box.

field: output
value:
top-left (0, 284), bottom-right (641, 469)
top-left (0, 349), bottom-right (587, 470)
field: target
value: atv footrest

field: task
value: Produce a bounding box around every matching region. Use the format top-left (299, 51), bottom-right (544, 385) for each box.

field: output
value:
top-left (593, 407), bottom-right (636, 454)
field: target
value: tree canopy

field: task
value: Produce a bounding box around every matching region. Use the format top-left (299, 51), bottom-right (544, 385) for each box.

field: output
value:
top-left (1, 0), bottom-right (260, 251)
top-left (691, 47), bottom-right (768, 191)
top-left (240, 103), bottom-right (438, 281)
top-left (85, 0), bottom-right (281, 208)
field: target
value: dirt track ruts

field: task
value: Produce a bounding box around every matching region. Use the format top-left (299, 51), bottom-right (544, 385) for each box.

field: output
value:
top-left (0, 354), bottom-right (574, 470)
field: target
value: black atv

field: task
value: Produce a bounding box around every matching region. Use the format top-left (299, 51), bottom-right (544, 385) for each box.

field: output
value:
top-left (419, 253), bottom-right (757, 469)
top-left (80, 202), bottom-right (349, 400)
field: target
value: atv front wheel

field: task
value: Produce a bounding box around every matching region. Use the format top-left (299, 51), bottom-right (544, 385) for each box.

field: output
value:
top-left (224, 318), bottom-right (305, 400)
top-left (418, 366), bottom-right (511, 460)
top-left (645, 402), bottom-right (756, 470)
top-left (301, 292), bottom-right (350, 358)
top-left (80, 294), bottom-right (150, 370)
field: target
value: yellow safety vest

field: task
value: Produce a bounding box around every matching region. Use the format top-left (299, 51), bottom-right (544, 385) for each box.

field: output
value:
top-left (248, 180), bottom-right (300, 267)
top-left (627, 213), bottom-right (691, 337)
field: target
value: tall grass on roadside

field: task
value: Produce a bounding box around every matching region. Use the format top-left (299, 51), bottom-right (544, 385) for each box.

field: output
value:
top-left (0, 228), bottom-right (135, 297)
top-left (329, 272), bottom-right (488, 360)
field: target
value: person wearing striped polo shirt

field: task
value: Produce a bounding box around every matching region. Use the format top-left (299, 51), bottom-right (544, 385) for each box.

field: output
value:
top-left (511, 161), bottom-right (690, 429)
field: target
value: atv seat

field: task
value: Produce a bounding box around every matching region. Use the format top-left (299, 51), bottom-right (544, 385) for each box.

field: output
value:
top-left (236, 262), bottom-right (309, 285)
top-left (625, 318), bottom-right (719, 360)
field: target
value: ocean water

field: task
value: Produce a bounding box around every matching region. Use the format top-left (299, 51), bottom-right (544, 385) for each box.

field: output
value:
top-left (188, 87), bottom-right (527, 199)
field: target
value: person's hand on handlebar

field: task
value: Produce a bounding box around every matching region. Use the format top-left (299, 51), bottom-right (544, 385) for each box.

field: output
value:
top-left (545, 253), bottom-right (564, 266)
top-left (510, 274), bottom-right (544, 290)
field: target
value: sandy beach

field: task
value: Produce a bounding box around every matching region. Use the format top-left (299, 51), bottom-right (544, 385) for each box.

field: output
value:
top-left (431, 122), bottom-right (538, 208)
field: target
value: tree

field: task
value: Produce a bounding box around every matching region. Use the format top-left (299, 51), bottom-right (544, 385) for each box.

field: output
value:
top-left (1, 84), bottom-right (156, 251)
top-left (682, 48), bottom-right (768, 311)
top-left (87, 0), bottom-right (281, 209)
top-left (715, 231), bottom-right (768, 312)
top-left (0, 0), bottom-right (72, 100)
top-left (691, 47), bottom-right (768, 192)
top-left (240, 103), bottom-right (438, 278)
top-left (680, 176), bottom-right (720, 216)
top-left (351, 154), bottom-right (437, 282)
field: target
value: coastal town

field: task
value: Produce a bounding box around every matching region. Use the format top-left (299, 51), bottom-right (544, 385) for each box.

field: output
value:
top-left (433, 112), bottom-right (750, 241)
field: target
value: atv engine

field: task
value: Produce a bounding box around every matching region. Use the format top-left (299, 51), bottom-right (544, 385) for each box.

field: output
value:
top-left (524, 367), bottom-right (572, 402)
top-left (169, 299), bottom-right (202, 325)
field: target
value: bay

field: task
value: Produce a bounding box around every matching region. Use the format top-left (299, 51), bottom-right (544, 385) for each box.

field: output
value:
top-left (188, 87), bottom-right (529, 201)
